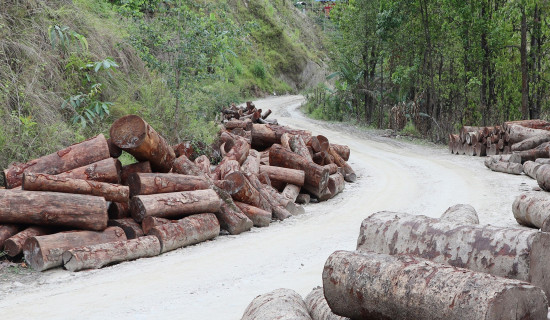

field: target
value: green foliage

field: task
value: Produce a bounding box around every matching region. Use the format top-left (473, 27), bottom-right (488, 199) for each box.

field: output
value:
top-left (401, 121), bottom-right (420, 137)
top-left (48, 25), bottom-right (88, 53)
top-left (250, 60), bottom-right (267, 80)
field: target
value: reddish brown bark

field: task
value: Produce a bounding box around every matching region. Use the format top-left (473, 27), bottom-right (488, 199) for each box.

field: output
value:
top-left (57, 158), bottom-right (121, 184)
top-left (120, 161), bottom-right (152, 185)
top-left (194, 155), bottom-right (212, 177)
top-left (330, 144), bottom-right (350, 161)
top-left (282, 184), bottom-right (300, 202)
top-left (0, 225), bottom-right (20, 249)
top-left (172, 140), bottom-right (194, 159)
top-left (108, 218), bottom-right (144, 239)
top-left (213, 159), bottom-right (240, 180)
top-left (4, 226), bottom-right (52, 257)
top-left (108, 202), bottom-right (130, 219)
top-left (234, 201), bottom-right (271, 227)
top-left (295, 194), bottom-right (310, 205)
top-left (259, 165), bottom-right (305, 187)
top-left (289, 135), bottom-right (313, 162)
top-left (141, 216), bottom-right (173, 235)
top-left (225, 171), bottom-right (271, 212)
top-left (127, 173), bottom-right (209, 197)
top-left (328, 147), bottom-right (356, 182)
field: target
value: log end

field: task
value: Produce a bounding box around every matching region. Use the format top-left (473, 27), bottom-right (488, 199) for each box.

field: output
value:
top-left (110, 115), bottom-right (147, 149)
top-left (529, 232), bottom-right (550, 298)
top-left (487, 284), bottom-right (548, 320)
top-left (23, 237), bottom-right (46, 272)
top-left (130, 197), bottom-right (147, 223)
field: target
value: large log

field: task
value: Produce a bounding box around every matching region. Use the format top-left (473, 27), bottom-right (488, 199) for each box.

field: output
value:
top-left (110, 115), bottom-right (175, 173)
top-left (22, 172), bottom-right (129, 203)
top-left (535, 164), bottom-right (550, 191)
top-left (148, 213), bottom-right (219, 253)
top-left (3, 134), bottom-right (110, 189)
top-left (535, 158), bottom-right (550, 164)
top-left (440, 204), bottom-right (479, 225)
top-left (120, 161), bottom-right (152, 185)
top-left (514, 141), bottom-right (550, 163)
top-left (0, 225), bottom-right (20, 248)
top-left (251, 124), bottom-right (311, 150)
top-left (304, 287), bottom-right (347, 320)
top-left (225, 171), bottom-right (271, 212)
top-left (234, 202), bottom-right (271, 227)
top-left (142, 216), bottom-right (172, 234)
top-left (130, 189), bottom-right (222, 223)
top-left (108, 218), bottom-right (144, 239)
top-left (213, 159), bottom-right (240, 180)
top-left (508, 124), bottom-right (550, 144)
top-left (323, 250), bottom-right (548, 320)
top-left (289, 135), bottom-right (313, 162)
top-left (511, 134), bottom-right (550, 152)
top-left (57, 158), bottom-right (121, 184)
top-left (63, 235), bottom-right (160, 272)
top-left (487, 154), bottom-right (521, 163)
top-left (484, 157), bottom-right (523, 174)
top-left (24, 227), bottom-right (127, 271)
top-left (523, 161), bottom-right (541, 180)
top-left (513, 192), bottom-right (550, 231)
top-left (241, 288), bottom-right (313, 320)
top-left (0, 190), bottom-right (108, 230)
top-left (259, 165), bottom-right (305, 187)
top-left (127, 173), bottom-right (209, 197)
top-left (503, 119), bottom-right (550, 131)
top-left (356, 211), bottom-right (550, 297)
top-left (194, 155), bottom-right (212, 177)
top-left (4, 226), bottom-right (51, 257)
top-left (108, 202), bottom-right (130, 219)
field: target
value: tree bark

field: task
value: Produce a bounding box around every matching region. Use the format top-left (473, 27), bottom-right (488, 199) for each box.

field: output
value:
top-left (4, 226), bottom-right (51, 257)
top-left (110, 115), bottom-right (175, 173)
top-left (511, 134), bottom-right (550, 152)
top-left (194, 155), bottom-right (212, 177)
top-left (23, 172), bottom-right (129, 203)
top-left (329, 144), bottom-right (349, 161)
top-left (213, 159), bottom-right (240, 180)
top-left (484, 157), bottom-right (523, 175)
top-left (224, 119), bottom-right (253, 131)
top-left (507, 125), bottom-right (550, 144)
top-left (24, 226), bottom-right (126, 271)
top-left (0, 225), bottom-right (20, 249)
top-left (141, 216), bottom-right (172, 235)
top-left (323, 250), bottom-right (548, 320)
top-left (225, 171), bottom-right (271, 212)
top-left (57, 158), bottom-right (121, 184)
top-left (328, 147), bottom-right (356, 183)
top-left (3, 134), bottom-right (110, 189)
top-left (514, 141), bottom-right (550, 163)
top-left (0, 190), bottom-right (108, 230)
top-left (503, 120), bottom-right (550, 131)
top-left (172, 140), bottom-right (194, 159)
top-left (108, 202), bottom-right (130, 219)
top-left (304, 286), bottom-right (347, 320)
top-left (513, 192), bottom-right (550, 231)
top-left (440, 204), bottom-right (479, 225)
top-left (523, 161), bottom-right (541, 180)
top-left (295, 194), bottom-right (310, 205)
top-left (259, 165), bottom-right (305, 187)
top-left (148, 213), bottom-right (219, 254)
top-left (241, 288), bottom-right (313, 320)
top-left (251, 124), bottom-right (311, 150)
top-left (234, 201), bottom-right (271, 227)
top-left (120, 161), bottom-right (152, 186)
top-left (282, 184), bottom-right (300, 202)
top-left (127, 173), bottom-right (209, 197)
top-left (108, 218), bottom-right (144, 239)
top-left (289, 135), bottom-right (313, 162)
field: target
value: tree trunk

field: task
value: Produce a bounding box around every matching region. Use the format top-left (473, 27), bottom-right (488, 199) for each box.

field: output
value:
top-left (23, 172), bottom-right (129, 203)
top-left (282, 184), bottom-right (300, 202)
top-left (330, 144), bottom-right (350, 161)
top-left (108, 218), bottom-right (144, 239)
top-left (536, 158), bottom-right (550, 165)
top-left (440, 204), bottom-right (479, 225)
top-left (241, 288), bottom-right (312, 320)
top-left (241, 151), bottom-right (260, 177)
top-left (130, 189), bottom-right (221, 223)
top-left (141, 216), bottom-right (172, 235)
top-left (511, 134), bottom-right (550, 152)
top-left (507, 125), bottom-right (550, 144)
top-left (127, 173), bottom-right (209, 197)
top-left (513, 192), bottom-right (550, 231)
top-left (148, 213), bottom-right (219, 254)
top-left (224, 119), bottom-right (253, 131)
top-left (356, 211), bottom-right (550, 297)
top-left (503, 120), bottom-right (550, 131)
top-left (486, 154), bottom-right (521, 163)
top-left (523, 161), bottom-right (541, 180)
top-left (0, 225), bottom-right (20, 248)
top-left (304, 286), bottom-right (347, 320)
top-left (535, 164), bottom-right (550, 191)
top-left (24, 226), bottom-right (126, 271)
top-left (514, 142), bottom-right (550, 163)
top-left (108, 202), bottom-right (130, 219)
top-left (4, 226), bottom-right (51, 257)
top-left (0, 190), bottom-right (108, 230)
top-left (520, 6), bottom-right (529, 119)
top-left (63, 235), bottom-right (160, 272)
top-left (172, 140), bottom-right (194, 159)
top-left (323, 250), bottom-right (548, 320)
top-left (225, 171), bottom-right (271, 212)
top-left (289, 135), bottom-right (313, 162)
top-left (57, 158), bottom-right (121, 184)
top-left (259, 165), bottom-right (305, 187)
top-left (234, 201), bottom-right (271, 227)
top-left (3, 134), bottom-right (110, 189)
top-left (328, 147), bottom-right (356, 183)
top-left (194, 155), bottom-right (212, 177)
top-left (484, 157), bottom-right (523, 174)
top-left (110, 115), bottom-right (176, 173)
top-left (120, 161), bottom-right (152, 185)
top-left (251, 124), bottom-right (311, 150)
top-left (213, 159), bottom-right (240, 180)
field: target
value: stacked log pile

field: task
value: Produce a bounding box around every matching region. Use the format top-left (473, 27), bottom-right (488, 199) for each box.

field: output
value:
top-left (0, 103), bottom-right (354, 272)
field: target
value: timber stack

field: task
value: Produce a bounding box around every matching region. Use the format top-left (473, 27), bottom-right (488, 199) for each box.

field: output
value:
top-left (0, 102), bottom-right (355, 272)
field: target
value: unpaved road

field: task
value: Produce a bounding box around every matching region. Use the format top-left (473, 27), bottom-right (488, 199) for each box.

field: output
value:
top-left (0, 95), bottom-right (538, 319)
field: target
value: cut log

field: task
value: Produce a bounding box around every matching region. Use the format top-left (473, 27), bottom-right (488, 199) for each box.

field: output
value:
top-left (523, 161), bottom-right (541, 180)
top-left (130, 189), bottom-right (222, 223)
top-left (110, 115), bottom-right (175, 173)
top-left (234, 202), bottom-right (271, 227)
top-left (4, 226), bottom-right (52, 257)
top-left (241, 288), bottom-right (313, 320)
top-left (484, 157), bottom-right (523, 174)
top-left (0, 225), bottom-right (20, 248)
top-left (503, 119), bottom-right (550, 131)
top-left (460, 126), bottom-right (482, 141)
top-left (213, 159), bottom-right (240, 180)
top-left (225, 171), bottom-right (271, 212)
top-left (474, 143), bottom-right (486, 157)
top-left (324, 163), bottom-right (338, 175)
top-left (507, 124), bottom-right (550, 144)
top-left (142, 216), bottom-right (172, 235)
top-left (514, 141), bottom-right (550, 163)
top-left (172, 140), bottom-right (194, 159)
top-left (108, 218), bottom-right (144, 239)
top-left (261, 109), bottom-right (272, 120)
top-left (295, 193), bottom-right (310, 205)
top-left (487, 154), bottom-right (521, 163)
top-left (0, 190), bottom-right (108, 230)
top-left (241, 151), bottom-right (260, 177)
top-left (328, 147), bottom-right (356, 183)
top-left (24, 226), bottom-right (126, 271)
top-left (251, 124), bottom-right (311, 150)
top-left (486, 144), bottom-right (497, 156)
top-left (356, 211), bottom-right (550, 297)
top-left (259, 165), bottom-right (305, 187)
top-left (223, 135), bottom-right (250, 165)
top-left (148, 213), bottom-right (219, 253)
top-left (511, 134), bottom-right (550, 152)
top-left (330, 144), bottom-right (349, 161)
top-left (289, 135), bottom-right (313, 162)
top-left (57, 157), bottom-right (121, 184)
top-left (3, 134), bottom-right (110, 189)
top-left (440, 204), bottom-right (479, 224)
top-left (23, 172), bottom-right (129, 203)
top-left (120, 161), bottom-right (152, 185)
top-left (106, 138), bottom-right (122, 158)
top-left (108, 202), bottom-right (130, 219)
top-left (63, 235), bottom-right (160, 272)
top-left (305, 286), bottom-right (347, 320)
top-left (513, 192), bottom-right (550, 231)
top-left (282, 184), bottom-right (300, 202)
top-left (224, 119), bottom-right (253, 131)
top-left (323, 250), bottom-right (548, 320)
top-left (127, 173), bottom-right (209, 197)
top-left (536, 165), bottom-right (550, 191)
top-left (536, 158), bottom-right (550, 164)
top-left (327, 172), bottom-right (345, 198)
top-left (172, 155), bottom-right (204, 176)
top-left (194, 155), bottom-right (212, 177)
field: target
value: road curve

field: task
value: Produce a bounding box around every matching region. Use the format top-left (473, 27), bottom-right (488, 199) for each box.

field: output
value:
top-left (0, 95), bottom-right (533, 319)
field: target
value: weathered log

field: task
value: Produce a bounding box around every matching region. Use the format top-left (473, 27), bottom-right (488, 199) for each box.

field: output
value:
top-left (536, 164), bottom-right (550, 191)
top-left (523, 161), bottom-right (541, 180)
top-left (295, 193), bottom-right (310, 205)
top-left (127, 173), bottom-right (209, 197)
top-left (142, 216), bottom-right (172, 235)
top-left (324, 163), bottom-right (339, 175)
top-left (194, 155), bottom-right (212, 177)
top-left (241, 288), bottom-right (313, 320)
top-left (130, 189), bottom-right (222, 223)
top-left (0, 190), bottom-right (108, 230)
top-left (289, 135), bottom-right (313, 162)
top-left (23, 172), bottom-right (129, 203)
top-left (24, 227), bottom-right (127, 271)
top-left (148, 213), bottom-right (219, 253)
top-left (327, 172), bottom-right (345, 198)
top-left (536, 158), bottom-right (550, 164)
top-left (241, 151), bottom-right (260, 177)
top-left (356, 211), bottom-right (550, 297)
top-left (213, 159), bottom-right (240, 180)
top-left (57, 158), bottom-right (121, 184)
top-left (503, 119), bottom-right (550, 131)
top-left (225, 171), bottom-right (271, 212)
top-left (264, 184), bottom-right (304, 215)
top-left (329, 144), bottom-right (349, 161)
top-left (3, 134), bottom-right (110, 189)
top-left (513, 192), bottom-right (550, 231)
top-left (63, 235), bottom-right (160, 272)
top-left (484, 157), bottom-right (523, 174)
top-left (507, 124), bottom-right (550, 144)
top-left (261, 109), bottom-right (272, 120)
top-left (223, 135), bottom-right (250, 165)
top-left (474, 143), bottom-right (487, 157)
top-left (259, 165), bottom-right (305, 187)
top-left (323, 250), bottom-right (548, 320)
top-left (305, 287), bottom-right (348, 320)
top-left (108, 218), bottom-right (144, 239)
top-left (514, 141), bottom-right (550, 163)
top-left (4, 226), bottom-right (51, 257)
top-left (224, 119), bottom-right (253, 131)
top-left (120, 161), bottom-right (152, 185)
top-left (110, 115), bottom-right (175, 172)
top-left (172, 155), bottom-right (204, 176)
top-left (486, 144), bottom-right (497, 156)
top-left (440, 204), bottom-right (479, 225)
top-left (486, 154), bottom-right (521, 163)
top-left (234, 202), bottom-right (271, 227)
top-left (328, 147), bottom-right (356, 183)
top-left (106, 138), bottom-right (122, 158)
top-left (312, 151), bottom-right (327, 165)
top-left (316, 135), bottom-right (330, 152)
top-left (282, 184), bottom-right (300, 202)
top-left (108, 202), bottom-right (130, 219)
top-left (511, 134), bottom-right (550, 152)
top-left (250, 124), bottom-right (311, 150)
top-left (460, 126), bottom-right (483, 142)
top-left (172, 140), bottom-right (194, 159)
top-left (0, 225), bottom-right (20, 249)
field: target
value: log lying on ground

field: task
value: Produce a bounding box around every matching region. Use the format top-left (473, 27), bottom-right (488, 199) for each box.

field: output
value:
top-left (4, 226), bottom-right (51, 257)
top-left (330, 144), bottom-right (350, 162)
top-left (63, 235), bottom-right (161, 272)
top-left (130, 189), bottom-right (222, 222)
top-left (0, 190), bottom-right (108, 230)
top-left (0, 225), bottom-right (20, 248)
top-left (259, 165), bottom-right (305, 187)
top-left (484, 157), bottom-right (523, 174)
top-left (503, 119), bottom-right (550, 131)
top-left (110, 115), bottom-right (175, 173)
top-left (514, 141), bottom-right (550, 163)
top-left (24, 226), bottom-right (126, 271)
top-left (142, 216), bottom-right (172, 234)
top-left (3, 134), bottom-right (110, 189)
top-left (513, 192), bottom-right (550, 231)
top-left (323, 250), bottom-right (548, 320)
top-left (120, 161), bottom-right (151, 185)
top-left (295, 193), bottom-right (310, 205)
top-left (328, 147), bottom-right (356, 183)
top-left (225, 171), bottom-right (271, 212)
top-left (251, 123), bottom-right (311, 150)
top-left (486, 154), bottom-right (521, 163)
top-left (356, 211), bottom-right (550, 297)
top-left (108, 218), bottom-right (144, 239)
top-left (108, 202), bottom-right (130, 219)
top-left (511, 134), bottom-right (550, 152)
top-left (507, 124), bottom-right (550, 144)
top-left (289, 135), bottom-right (313, 162)
top-left (304, 286), bottom-right (348, 320)
top-left (536, 158), bottom-right (550, 164)
top-left (440, 204), bottom-right (479, 224)
top-left (57, 158), bottom-right (121, 184)
top-left (148, 213), bottom-right (219, 254)
top-left (282, 184), bottom-right (300, 202)
top-left (241, 288), bottom-right (313, 320)
top-left (127, 173), bottom-right (209, 197)
top-left (523, 161), bottom-right (541, 180)
top-left (535, 164), bottom-right (550, 191)
top-left (23, 172), bottom-right (129, 203)
top-left (234, 202), bottom-right (271, 227)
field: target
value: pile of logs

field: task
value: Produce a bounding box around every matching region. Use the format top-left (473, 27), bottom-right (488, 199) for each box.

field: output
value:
top-left (0, 104), bottom-right (355, 272)
top-left (221, 101), bottom-right (277, 126)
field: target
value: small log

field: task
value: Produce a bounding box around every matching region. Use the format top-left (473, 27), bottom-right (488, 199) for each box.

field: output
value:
top-left (24, 227), bottom-right (127, 271)
top-left (172, 140), bottom-right (194, 159)
top-left (484, 157), bottom-right (523, 175)
top-left (295, 193), bottom-right (310, 205)
top-left (213, 159), bottom-right (240, 180)
top-left (251, 124), bottom-right (311, 150)
top-left (108, 202), bottom-right (130, 219)
top-left (514, 141), bottom-right (550, 163)
top-left (263, 184), bottom-right (304, 215)
top-left (487, 154), bottom-right (521, 163)
top-left (0, 190), bottom-right (108, 230)
top-left (106, 138), bottom-right (122, 158)
top-left (289, 135), bottom-right (313, 162)
top-left (537, 164), bottom-right (550, 191)
top-left (312, 151), bottom-right (327, 165)
top-left (127, 173), bottom-right (209, 197)
top-left (4, 226), bottom-right (52, 257)
top-left (328, 172), bottom-right (345, 197)
top-left (110, 115), bottom-right (175, 173)
top-left (523, 161), bottom-right (541, 180)
top-left (148, 213), bottom-right (219, 253)
top-left (330, 144), bottom-right (350, 162)
top-left (259, 165), bottom-right (305, 187)
top-left (225, 171), bottom-right (271, 212)
top-left (317, 135), bottom-right (330, 152)
top-left (194, 155), bottom-right (212, 177)
top-left (261, 109), bottom-right (272, 120)
top-left (513, 192), bottom-right (550, 231)
top-left (57, 158), bottom-right (121, 184)
top-left (241, 151), bottom-right (260, 177)
top-left (460, 126), bottom-right (483, 141)
top-left (323, 250), bottom-right (548, 320)
top-left (282, 184), bottom-right (300, 202)
top-left (328, 147), bottom-right (356, 182)
top-left (536, 158), bottom-right (550, 164)
top-left (23, 172), bottom-right (129, 203)
top-left (224, 119), bottom-right (253, 131)
top-left (223, 134), bottom-right (250, 165)
top-left (3, 134), bottom-right (110, 189)
top-left (324, 163), bottom-right (338, 175)
top-left (440, 204), bottom-right (479, 224)
top-left (241, 288), bottom-right (313, 320)
top-left (142, 216), bottom-right (172, 235)
top-left (304, 286), bottom-right (347, 320)
top-left (130, 189), bottom-right (222, 222)
top-left (120, 161), bottom-right (152, 185)
top-left (108, 218), bottom-right (144, 239)
top-left (0, 225), bottom-right (20, 248)
top-left (234, 202), bottom-right (271, 227)
top-left (172, 155), bottom-right (204, 176)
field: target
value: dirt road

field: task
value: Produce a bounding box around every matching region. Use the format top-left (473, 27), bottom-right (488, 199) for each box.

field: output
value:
top-left (0, 95), bottom-right (536, 319)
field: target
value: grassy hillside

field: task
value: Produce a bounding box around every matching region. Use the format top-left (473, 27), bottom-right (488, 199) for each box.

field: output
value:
top-left (0, 0), bottom-right (326, 185)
